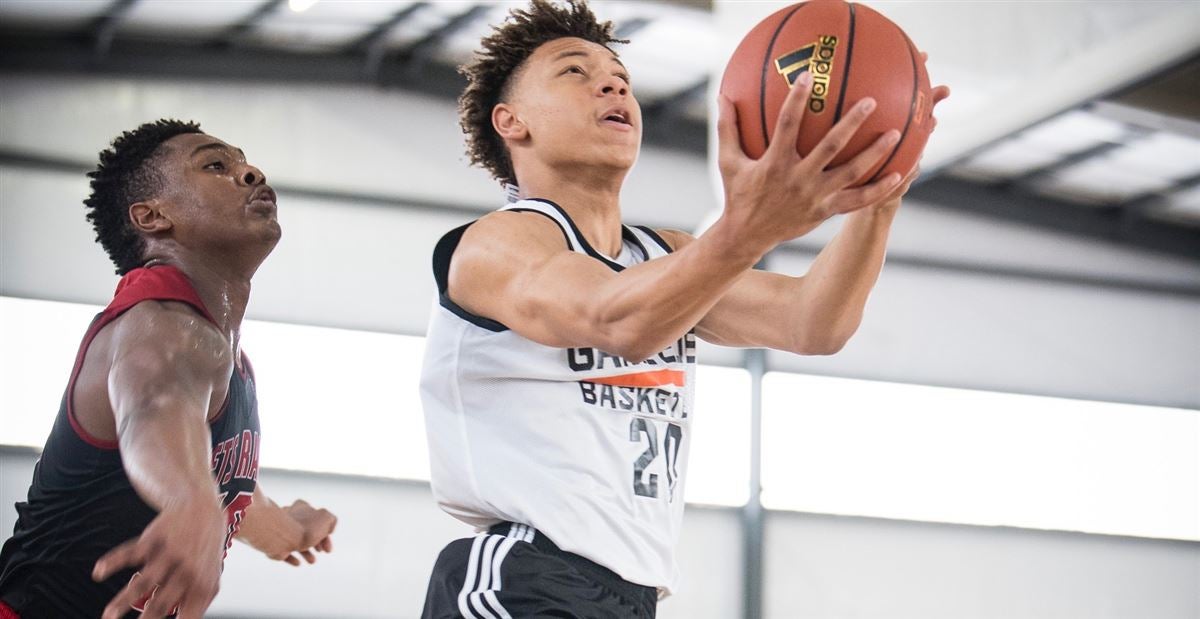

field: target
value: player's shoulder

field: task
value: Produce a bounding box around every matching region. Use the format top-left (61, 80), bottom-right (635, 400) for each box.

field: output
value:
top-left (110, 300), bottom-right (233, 369)
top-left (459, 208), bottom-right (571, 258)
top-left (650, 228), bottom-right (694, 251)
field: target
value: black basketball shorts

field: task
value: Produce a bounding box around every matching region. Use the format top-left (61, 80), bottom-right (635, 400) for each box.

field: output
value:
top-left (421, 522), bottom-right (657, 619)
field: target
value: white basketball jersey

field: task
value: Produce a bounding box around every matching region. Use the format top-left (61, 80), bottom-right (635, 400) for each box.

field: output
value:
top-left (421, 198), bottom-right (696, 595)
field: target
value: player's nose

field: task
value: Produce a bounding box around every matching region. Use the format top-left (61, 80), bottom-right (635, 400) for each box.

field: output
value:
top-left (238, 163), bottom-right (267, 187)
top-left (596, 74), bottom-right (629, 98)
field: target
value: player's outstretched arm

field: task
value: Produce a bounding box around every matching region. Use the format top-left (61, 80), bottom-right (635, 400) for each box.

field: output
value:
top-left (450, 73), bottom-right (901, 362)
top-left (677, 82), bottom-right (951, 354)
top-left (238, 485), bottom-right (337, 566)
top-left (656, 168), bottom-right (917, 355)
top-left (91, 301), bottom-right (233, 619)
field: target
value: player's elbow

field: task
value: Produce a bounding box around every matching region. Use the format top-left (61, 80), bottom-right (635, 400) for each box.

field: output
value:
top-left (595, 331), bottom-right (659, 364)
top-left (789, 329), bottom-right (854, 356)
top-left (591, 321), bottom-right (667, 364)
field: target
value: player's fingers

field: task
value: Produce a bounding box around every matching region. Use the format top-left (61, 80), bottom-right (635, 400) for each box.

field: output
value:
top-left (826, 173), bottom-right (902, 215)
top-left (317, 536), bottom-right (333, 553)
top-left (94, 539), bottom-right (144, 581)
top-left (827, 129), bottom-right (898, 189)
top-left (932, 85), bottom-right (951, 105)
top-left (300, 549), bottom-right (317, 564)
top-left (175, 580), bottom-right (219, 619)
top-left (140, 579), bottom-right (184, 619)
top-left (101, 572), bottom-right (159, 619)
top-left (319, 509), bottom-right (337, 535)
top-left (920, 51), bottom-right (929, 63)
top-left (716, 94), bottom-right (748, 172)
top-left (803, 97), bottom-right (876, 171)
top-left (764, 71), bottom-right (814, 161)
top-left (284, 554), bottom-right (301, 566)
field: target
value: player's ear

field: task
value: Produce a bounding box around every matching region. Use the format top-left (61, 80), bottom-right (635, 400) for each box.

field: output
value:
top-left (129, 199), bottom-right (174, 235)
top-left (493, 103), bottom-right (528, 142)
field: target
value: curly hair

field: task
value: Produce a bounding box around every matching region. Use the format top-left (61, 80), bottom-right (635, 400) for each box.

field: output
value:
top-left (458, 0), bottom-right (625, 187)
top-left (84, 119), bottom-right (203, 275)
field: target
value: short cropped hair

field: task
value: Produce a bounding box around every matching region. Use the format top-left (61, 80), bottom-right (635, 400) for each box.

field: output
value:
top-left (84, 119), bottom-right (202, 274)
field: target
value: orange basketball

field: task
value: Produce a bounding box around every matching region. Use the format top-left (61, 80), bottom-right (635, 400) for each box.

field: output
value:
top-left (719, 0), bottom-right (933, 185)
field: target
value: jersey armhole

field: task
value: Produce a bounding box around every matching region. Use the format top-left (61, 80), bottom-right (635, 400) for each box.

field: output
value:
top-left (432, 223), bottom-right (510, 332)
top-left (634, 225), bottom-right (675, 254)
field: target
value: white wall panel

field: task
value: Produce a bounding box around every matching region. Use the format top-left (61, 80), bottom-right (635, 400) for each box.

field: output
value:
top-left (764, 511), bottom-right (1200, 619)
top-left (767, 251), bottom-right (1200, 409)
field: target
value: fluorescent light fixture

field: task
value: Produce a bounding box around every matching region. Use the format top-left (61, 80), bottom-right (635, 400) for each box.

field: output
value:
top-left (1036, 157), bottom-right (1174, 204)
top-left (954, 140), bottom-right (1063, 179)
top-left (288, 0), bottom-right (319, 13)
top-left (1102, 132), bottom-right (1200, 181)
top-left (1018, 110), bottom-right (1129, 155)
top-left (761, 372), bottom-right (1199, 541)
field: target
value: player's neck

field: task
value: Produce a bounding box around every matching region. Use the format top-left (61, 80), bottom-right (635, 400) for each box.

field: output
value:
top-left (518, 165), bottom-right (625, 257)
top-left (141, 248), bottom-right (254, 346)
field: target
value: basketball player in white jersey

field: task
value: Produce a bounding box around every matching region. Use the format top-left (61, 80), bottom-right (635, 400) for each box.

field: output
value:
top-left (420, 2), bottom-right (948, 617)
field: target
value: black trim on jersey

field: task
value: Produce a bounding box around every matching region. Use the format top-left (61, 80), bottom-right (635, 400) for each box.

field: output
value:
top-left (525, 198), bottom-right (627, 272)
top-left (622, 226), bottom-right (650, 262)
top-left (506, 207), bottom-right (575, 249)
top-left (634, 225), bottom-right (675, 254)
top-left (432, 223), bottom-right (509, 332)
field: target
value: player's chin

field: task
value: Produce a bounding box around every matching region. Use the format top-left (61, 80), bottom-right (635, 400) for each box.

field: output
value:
top-left (597, 142), bottom-right (640, 168)
top-left (246, 217), bottom-right (283, 243)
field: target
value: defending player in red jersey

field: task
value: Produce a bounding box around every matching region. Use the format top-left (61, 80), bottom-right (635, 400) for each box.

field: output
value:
top-left (0, 120), bottom-right (336, 618)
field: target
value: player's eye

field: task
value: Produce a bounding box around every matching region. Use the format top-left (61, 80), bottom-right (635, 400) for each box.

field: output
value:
top-left (615, 72), bottom-right (631, 85)
top-left (204, 160), bottom-right (225, 171)
top-left (563, 65), bottom-right (586, 76)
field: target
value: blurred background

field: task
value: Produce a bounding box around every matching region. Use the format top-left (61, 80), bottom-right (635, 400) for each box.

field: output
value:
top-left (0, 1), bottom-right (1197, 617)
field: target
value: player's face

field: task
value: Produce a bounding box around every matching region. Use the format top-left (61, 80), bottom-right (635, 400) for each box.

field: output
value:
top-left (506, 37), bottom-right (642, 174)
top-left (155, 133), bottom-right (281, 256)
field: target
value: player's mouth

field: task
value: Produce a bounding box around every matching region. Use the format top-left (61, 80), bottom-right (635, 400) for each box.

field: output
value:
top-left (599, 106), bottom-right (634, 131)
top-left (247, 186), bottom-right (278, 214)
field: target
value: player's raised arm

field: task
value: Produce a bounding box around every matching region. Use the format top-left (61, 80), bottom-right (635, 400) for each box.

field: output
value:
top-left (92, 301), bottom-right (232, 619)
top-left (451, 72), bottom-right (901, 363)
top-left (685, 81), bottom-right (951, 355)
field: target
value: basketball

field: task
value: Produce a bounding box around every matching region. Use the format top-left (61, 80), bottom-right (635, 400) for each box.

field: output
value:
top-left (720, 0), bottom-right (934, 184)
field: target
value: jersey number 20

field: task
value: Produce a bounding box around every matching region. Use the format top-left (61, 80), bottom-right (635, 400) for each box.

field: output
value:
top-left (630, 418), bottom-right (683, 501)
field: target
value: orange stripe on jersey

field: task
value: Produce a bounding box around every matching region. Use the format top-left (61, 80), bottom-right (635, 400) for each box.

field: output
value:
top-left (589, 369), bottom-right (686, 388)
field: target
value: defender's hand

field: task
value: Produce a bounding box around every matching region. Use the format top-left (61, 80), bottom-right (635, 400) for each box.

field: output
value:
top-left (93, 497), bottom-right (225, 619)
top-left (268, 499), bottom-right (337, 566)
top-left (717, 71), bottom-right (903, 248)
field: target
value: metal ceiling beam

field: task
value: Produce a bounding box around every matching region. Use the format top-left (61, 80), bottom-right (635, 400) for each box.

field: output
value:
top-left (211, 0), bottom-right (285, 48)
top-left (909, 176), bottom-right (1200, 261)
top-left (1005, 139), bottom-right (1129, 187)
top-left (396, 4), bottom-right (491, 78)
top-left (350, 2), bottom-right (429, 79)
top-left (86, 0), bottom-right (139, 58)
top-left (1123, 171), bottom-right (1200, 227)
